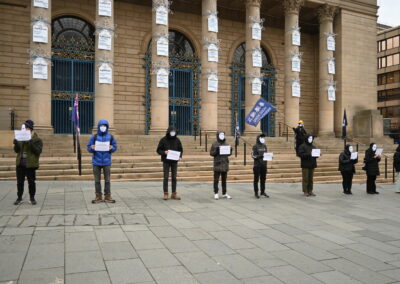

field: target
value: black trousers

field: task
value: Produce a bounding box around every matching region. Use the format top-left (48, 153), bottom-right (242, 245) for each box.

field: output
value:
top-left (16, 166), bottom-right (36, 199)
top-left (163, 162), bottom-right (177, 193)
top-left (253, 166), bottom-right (267, 194)
top-left (367, 175), bottom-right (377, 193)
top-left (341, 172), bottom-right (354, 192)
top-left (214, 171), bottom-right (227, 194)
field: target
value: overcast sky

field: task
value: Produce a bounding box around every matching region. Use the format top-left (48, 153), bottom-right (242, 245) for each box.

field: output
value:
top-left (377, 0), bottom-right (400, 27)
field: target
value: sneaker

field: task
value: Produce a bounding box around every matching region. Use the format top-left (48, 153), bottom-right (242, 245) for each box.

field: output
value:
top-left (303, 193), bottom-right (309, 196)
top-left (255, 194), bottom-right (260, 199)
top-left (214, 194), bottom-right (219, 200)
top-left (14, 199), bottom-right (22, 205)
top-left (374, 191), bottom-right (380, 194)
top-left (309, 192), bottom-right (316, 197)
top-left (222, 194), bottom-right (232, 199)
top-left (30, 199), bottom-right (37, 205)
top-left (260, 193), bottom-right (269, 198)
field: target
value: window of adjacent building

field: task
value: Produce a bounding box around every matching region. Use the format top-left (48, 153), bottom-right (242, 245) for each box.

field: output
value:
top-left (394, 36), bottom-right (400, 48)
top-left (387, 37), bottom-right (393, 49)
top-left (387, 55), bottom-right (393, 67)
top-left (394, 53), bottom-right (400, 65)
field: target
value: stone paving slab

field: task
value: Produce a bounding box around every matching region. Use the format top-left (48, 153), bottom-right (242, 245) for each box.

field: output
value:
top-left (0, 181), bottom-right (400, 283)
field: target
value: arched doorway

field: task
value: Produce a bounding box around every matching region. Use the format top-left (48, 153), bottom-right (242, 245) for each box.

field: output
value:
top-left (230, 43), bottom-right (276, 136)
top-left (51, 16), bottom-right (95, 134)
top-left (144, 30), bottom-right (201, 135)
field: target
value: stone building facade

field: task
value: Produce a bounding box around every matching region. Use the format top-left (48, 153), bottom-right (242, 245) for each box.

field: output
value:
top-left (0, 0), bottom-right (380, 138)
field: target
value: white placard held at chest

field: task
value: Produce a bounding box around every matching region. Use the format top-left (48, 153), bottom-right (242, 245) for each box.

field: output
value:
top-left (351, 152), bottom-right (358, 160)
top-left (95, 141), bottom-right (110, 152)
top-left (375, 148), bottom-right (383, 156)
top-left (328, 85), bottom-right (335, 101)
top-left (292, 81), bottom-right (301, 97)
top-left (328, 59), bottom-right (335, 75)
top-left (252, 23), bottom-right (262, 40)
top-left (157, 37), bottom-right (169, 57)
top-left (99, 63), bottom-right (112, 84)
top-left (263, 152), bottom-right (273, 161)
top-left (14, 130), bottom-right (31, 141)
top-left (32, 22), bottom-right (48, 43)
top-left (219, 145), bottom-right (231, 155)
top-left (99, 0), bottom-right (112, 17)
top-left (32, 57), bottom-right (48, 80)
top-left (208, 74), bottom-right (218, 92)
top-left (292, 29), bottom-right (301, 46)
top-left (327, 35), bottom-right (335, 51)
top-left (33, 0), bottom-right (48, 8)
top-left (252, 78), bottom-right (262, 95)
top-left (312, 149), bottom-right (321, 157)
top-left (208, 14), bottom-right (218, 33)
top-left (252, 49), bottom-right (262, 67)
top-left (156, 6), bottom-right (168, 25)
top-left (156, 68), bottom-right (169, 88)
top-left (167, 150), bottom-right (181, 161)
top-left (98, 30), bottom-right (112, 50)
top-left (291, 56), bottom-right (301, 72)
top-left (208, 44), bottom-right (218, 62)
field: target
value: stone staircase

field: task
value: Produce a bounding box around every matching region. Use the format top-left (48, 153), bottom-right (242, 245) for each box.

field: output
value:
top-left (0, 134), bottom-right (396, 184)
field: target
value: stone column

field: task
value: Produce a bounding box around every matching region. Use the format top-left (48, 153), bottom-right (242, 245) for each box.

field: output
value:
top-left (317, 4), bottom-right (338, 137)
top-left (95, 0), bottom-right (115, 129)
top-left (149, 0), bottom-right (169, 135)
top-left (29, 0), bottom-right (52, 132)
top-left (283, 0), bottom-right (304, 130)
top-left (200, 0), bottom-right (218, 134)
top-left (244, 0), bottom-right (262, 135)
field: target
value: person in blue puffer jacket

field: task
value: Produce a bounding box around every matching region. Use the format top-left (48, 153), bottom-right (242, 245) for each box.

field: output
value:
top-left (87, 120), bottom-right (117, 204)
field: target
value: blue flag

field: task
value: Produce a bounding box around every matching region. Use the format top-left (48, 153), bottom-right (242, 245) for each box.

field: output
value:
top-left (245, 98), bottom-right (276, 127)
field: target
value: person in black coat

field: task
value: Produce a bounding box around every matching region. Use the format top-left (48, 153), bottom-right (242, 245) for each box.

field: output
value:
top-left (251, 134), bottom-right (269, 198)
top-left (364, 143), bottom-right (381, 194)
top-left (298, 134), bottom-right (318, 196)
top-left (338, 145), bottom-right (358, 195)
top-left (393, 145), bottom-right (400, 193)
top-left (293, 120), bottom-right (307, 156)
top-left (156, 126), bottom-right (183, 200)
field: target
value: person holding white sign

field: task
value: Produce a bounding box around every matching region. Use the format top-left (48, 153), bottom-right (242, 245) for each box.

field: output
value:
top-left (87, 120), bottom-right (117, 203)
top-left (156, 126), bottom-right (183, 200)
top-left (13, 120), bottom-right (43, 205)
top-left (298, 135), bottom-right (319, 197)
top-left (251, 134), bottom-right (269, 198)
top-left (338, 145), bottom-right (358, 195)
top-left (210, 131), bottom-right (232, 200)
top-left (363, 143), bottom-right (381, 194)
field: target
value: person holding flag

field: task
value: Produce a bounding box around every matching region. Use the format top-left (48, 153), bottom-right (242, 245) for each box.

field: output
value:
top-left (293, 120), bottom-right (307, 156)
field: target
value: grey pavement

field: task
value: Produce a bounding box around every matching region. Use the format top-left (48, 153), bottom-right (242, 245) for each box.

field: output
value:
top-left (0, 181), bottom-right (400, 283)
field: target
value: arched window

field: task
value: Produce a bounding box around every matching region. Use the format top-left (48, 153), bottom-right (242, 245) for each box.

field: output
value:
top-left (147, 30), bottom-right (196, 57)
top-left (232, 42), bottom-right (271, 67)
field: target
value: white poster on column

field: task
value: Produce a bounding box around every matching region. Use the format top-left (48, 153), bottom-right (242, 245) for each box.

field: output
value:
top-left (208, 44), bottom-right (218, 62)
top-left (252, 77), bottom-right (262, 95)
top-left (32, 22), bottom-right (48, 43)
top-left (99, 0), bottom-right (112, 17)
top-left (99, 63), bottom-right (112, 84)
top-left (156, 6), bottom-right (168, 25)
top-left (32, 57), bottom-right (48, 80)
top-left (157, 68), bottom-right (169, 88)
top-left (328, 85), bottom-right (336, 101)
top-left (208, 74), bottom-right (218, 92)
top-left (328, 59), bottom-right (335, 75)
top-left (292, 29), bottom-right (301, 46)
top-left (208, 14), bottom-right (218, 33)
top-left (157, 37), bottom-right (169, 56)
top-left (98, 30), bottom-right (112, 50)
top-left (292, 81), bottom-right (300, 97)
top-left (291, 56), bottom-right (301, 72)
top-left (33, 0), bottom-right (48, 8)
top-left (252, 23), bottom-right (262, 40)
top-left (252, 49), bottom-right (262, 67)
top-left (327, 35), bottom-right (335, 51)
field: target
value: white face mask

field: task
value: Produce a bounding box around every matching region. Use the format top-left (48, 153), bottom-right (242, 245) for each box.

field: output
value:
top-left (170, 131), bottom-right (176, 137)
top-left (99, 126), bottom-right (107, 133)
top-left (349, 146), bottom-right (353, 153)
top-left (21, 124), bottom-right (26, 131)
top-left (299, 124), bottom-right (304, 127)
top-left (372, 144), bottom-right (377, 151)
top-left (259, 137), bottom-right (265, 144)
top-left (219, 133), bottom-right (225, 140)
top-left (308, 137), bottom-right (313, 143)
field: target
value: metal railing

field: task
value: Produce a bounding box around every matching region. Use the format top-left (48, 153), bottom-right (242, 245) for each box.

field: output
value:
top-left (10, 109), bottom-right (15, 130)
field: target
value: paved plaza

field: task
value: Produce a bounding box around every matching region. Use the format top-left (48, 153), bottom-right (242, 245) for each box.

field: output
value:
top-left (1, 181), bottom-right (400, 284)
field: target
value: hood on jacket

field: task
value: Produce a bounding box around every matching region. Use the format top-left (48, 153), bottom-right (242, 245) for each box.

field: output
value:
top-left (344, 144), bottom-right (351, 155)
top-left (216, 130), bottom-right (226, 142)
top-left (97, 119), bottom-right (109, 135)
top-left (166, 126), bottom-right (178, 138)
top-left (256, 133), bottom-right (266, 145)
top-left (305, 134), bottom-right (314, 145)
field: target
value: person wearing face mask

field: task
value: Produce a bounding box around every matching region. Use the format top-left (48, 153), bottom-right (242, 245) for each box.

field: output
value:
top-left (13, 120), bottom-right (43, 205)
top-left (210, 131), bottom-right (232, 199)
top-left (156, 126), bottom-right (183, 200)
top-left (87, 120), bottom-right (118, 203)
top-left (363, 143), bottom-right (381, 194)
top-left (394, 145), bottom-right (400, 193)
top-left (251, 134), bottom-right (269, 198)
top-left (293, 120), bottom-right (307, 156)
top-left (338, 145), bottom-right (358, 195)
top-left (298, 135), bottom-right (318, 196)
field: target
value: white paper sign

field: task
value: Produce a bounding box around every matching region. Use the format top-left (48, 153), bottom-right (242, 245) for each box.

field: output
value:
top-left (99, 63), bottom-right (112, 84)
top-left (33, 0), bottom-right (48, 8)
top-left (252, 49), bottom-right (262, 67)
top-left (351, 152), bottom-right (358, 160)
top-left (292, 81), bottom-right (300, 97)
top-left (292, 56), bottom-right (301, 72)
top-left (312, 149), bottom-right (321, 157)
top-left (207, 44), bottom-right (218, 62)
top-left (375, 148), bottom-right (383, 155)
top-left (292, 30), bottom-right (301, 46)
top-left (157, 37), bottom-right (169, 56)
top-left (208, 14), bottom-right (218, 33)
top-left (32, 22), bottom-right (48, 43)
top-left (167, 150), bottom-right (181, 161)
top-left (263, 152), bottom-right (274, 161)
top-left (95, 141), bottom-right (110, 152)
top-left (328, 85), bottom-right (336, 101)
top-left (98, 30), bottom-right (112, 50)
top-left (328, 59), bottom-right (335, 75)
top-left (252, 78), bottom-right (262, 95)
top-left (156, 6), bottom-right (168, 25)
top-left (99, 0), bottom-right (112, 17)
top-left (32, 57), bottom-right (48, 79)
top-left (156, 68), bottom-right (169, 88)
top-left (327, 35), bottom-right (335, 51)
top-left (208, 74), bottom-right (218, 92)
top-left (252, 23), bottom-right (262, 40)
top-left (220, 145), bottom-right (231, 155)
top-left (14, 130), bottom-right (31, 141)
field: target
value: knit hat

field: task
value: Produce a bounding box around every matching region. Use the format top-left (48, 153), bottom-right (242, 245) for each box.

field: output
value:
top-left (24, 120), bottom-right (34, 130)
